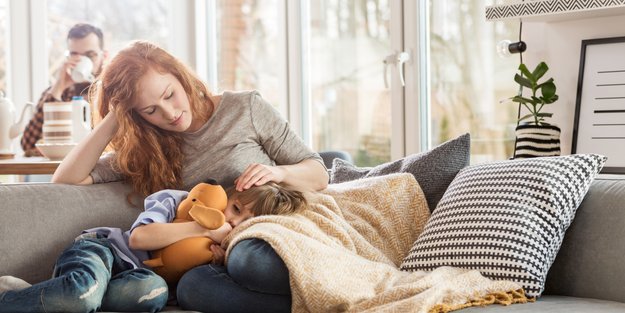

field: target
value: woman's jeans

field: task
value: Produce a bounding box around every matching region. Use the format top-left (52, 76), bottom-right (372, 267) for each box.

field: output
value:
top-left (177, 238), bottom-right (291, 313)
top-left (0, 236), bottom-right (168, 313)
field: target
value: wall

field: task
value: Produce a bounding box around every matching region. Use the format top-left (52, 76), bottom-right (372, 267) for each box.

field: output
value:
top-left (523, 14), bottom-right (625, 155)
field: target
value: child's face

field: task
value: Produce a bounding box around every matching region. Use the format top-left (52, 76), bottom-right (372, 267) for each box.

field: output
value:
top-left (224, 197), bottom-right (255, 228)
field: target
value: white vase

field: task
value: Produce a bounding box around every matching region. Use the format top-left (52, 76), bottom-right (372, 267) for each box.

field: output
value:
top-left (513, 124), bottom-right (561, 159)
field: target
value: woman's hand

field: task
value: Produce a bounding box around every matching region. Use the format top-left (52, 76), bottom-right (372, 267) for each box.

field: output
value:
top-left (234, 163), bottom-right (286, 192)
top-left (210, 244), bottom-right (226, 265)
top-left (234, 159), bottom-right (328, 192)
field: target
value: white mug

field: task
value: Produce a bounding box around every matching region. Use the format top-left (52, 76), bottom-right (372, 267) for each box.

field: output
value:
top-left (71, 56), bottom-right (95, 83)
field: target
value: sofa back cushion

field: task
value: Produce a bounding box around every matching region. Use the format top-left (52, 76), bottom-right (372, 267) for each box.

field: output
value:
top-left (0, 182), bottom-right (139, 283)
top-left (544, 178), bottom-right (625, 303)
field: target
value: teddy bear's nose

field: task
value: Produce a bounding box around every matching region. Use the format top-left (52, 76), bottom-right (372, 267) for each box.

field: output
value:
top-left (192, 199), bottom-right (196, 202)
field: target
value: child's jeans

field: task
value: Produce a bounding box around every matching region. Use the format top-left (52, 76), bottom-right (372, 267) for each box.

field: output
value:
top-left (0, 235), bottom-right (168, 313)
top-left (177, 238), bottom-right (291, 313)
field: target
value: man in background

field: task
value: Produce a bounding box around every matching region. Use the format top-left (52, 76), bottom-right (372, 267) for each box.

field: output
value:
top-left (21, 23), bottom-right (107, 156)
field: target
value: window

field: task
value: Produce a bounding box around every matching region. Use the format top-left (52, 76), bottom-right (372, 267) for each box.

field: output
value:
top-left (0, 0), bottom-right (7, 93)
top-left (46, 0), bottom-right (171, 83)
top-left (0, 0), bottom-right (6, 184)
top-left (307, 0), bottom-right (392, 166)
top-left (428, 0), bottom-right (519, 163)
top-left (203, 1), bottom-right (518, 166)
top-left (214, 0), bottom-right (283, 112)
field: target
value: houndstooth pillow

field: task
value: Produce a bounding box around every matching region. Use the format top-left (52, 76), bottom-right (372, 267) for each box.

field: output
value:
top-left (400, 154), bottom-right (606, 297)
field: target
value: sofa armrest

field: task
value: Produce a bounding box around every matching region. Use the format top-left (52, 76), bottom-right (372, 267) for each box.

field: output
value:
top-left (0, 182), bottom-right (140, 283)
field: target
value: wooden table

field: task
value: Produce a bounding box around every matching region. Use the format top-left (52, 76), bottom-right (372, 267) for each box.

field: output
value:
top-left (0, 156), bottom-right (60, 175)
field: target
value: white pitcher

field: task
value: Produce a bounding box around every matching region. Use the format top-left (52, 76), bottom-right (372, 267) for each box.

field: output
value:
top-left (0, 91), bottom-right (34, 155)
top-left (71, 96), bottom-right (92, 143)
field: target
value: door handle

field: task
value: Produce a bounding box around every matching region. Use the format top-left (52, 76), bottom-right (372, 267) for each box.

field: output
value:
top-left (383, 51), bottom-right (411, 88)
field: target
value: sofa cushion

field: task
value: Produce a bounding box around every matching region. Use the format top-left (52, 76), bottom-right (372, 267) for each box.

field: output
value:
top-left (544, 178), bottom-right (625, 303)
top-left (330, 133), bottom-right (470, 211)
top-left (459, 295), bottom-right (625, 312)
top-left (400, 154), bottom-right (606, 297)
top-left (0, 182), bottom-right (139, 284)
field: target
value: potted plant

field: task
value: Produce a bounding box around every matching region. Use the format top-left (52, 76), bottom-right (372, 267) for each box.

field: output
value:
top-left (510, 61), bottom-right (561, 159)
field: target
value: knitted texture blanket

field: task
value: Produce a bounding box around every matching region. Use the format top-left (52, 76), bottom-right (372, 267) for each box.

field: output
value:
top-left (225, 173), bottom-right (529, 313)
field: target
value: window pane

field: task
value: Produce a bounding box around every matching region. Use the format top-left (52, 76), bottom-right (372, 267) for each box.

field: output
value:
top-left (0, 0), bottom-right (7, 93)
top-left (308, 0), bottom-right (391, 166)
top-left (429, 0), bottom-right (519, 163)
top-left (47, 0), bottom-right (171, 82)
top-left (215, 0), bottom-right (282, 109)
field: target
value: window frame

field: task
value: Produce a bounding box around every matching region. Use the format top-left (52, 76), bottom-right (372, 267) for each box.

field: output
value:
top-left (9, 0), bottom-right (198, 115)
top-left (11, 0), bottom-right (430, 161)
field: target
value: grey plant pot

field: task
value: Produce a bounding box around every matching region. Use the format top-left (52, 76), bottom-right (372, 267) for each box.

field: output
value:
top-left (513, 124), bottom-right (561, 159)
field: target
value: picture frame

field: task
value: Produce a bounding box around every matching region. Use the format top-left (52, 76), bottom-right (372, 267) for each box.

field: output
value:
top-left (572, 36), bottom-right (625, 174)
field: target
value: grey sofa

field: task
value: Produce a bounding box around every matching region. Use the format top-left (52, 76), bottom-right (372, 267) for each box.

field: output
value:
top-left (1, 177), bottom-right (624, 312)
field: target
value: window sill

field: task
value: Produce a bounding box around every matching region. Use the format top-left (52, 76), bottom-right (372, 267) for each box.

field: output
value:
top-left (486, 0), bottom-right (625, 23)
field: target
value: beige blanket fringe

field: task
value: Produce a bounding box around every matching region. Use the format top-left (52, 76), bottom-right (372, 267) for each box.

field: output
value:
top-left (224, 173), bottom-right (531, 313)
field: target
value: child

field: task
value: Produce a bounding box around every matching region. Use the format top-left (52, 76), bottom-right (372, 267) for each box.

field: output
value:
top-left (131, 182), bottom-right (308, 267)
top-left (0, 182), bottom-right (307, 313)
top-left (176, 182), bottom-right (308, 312)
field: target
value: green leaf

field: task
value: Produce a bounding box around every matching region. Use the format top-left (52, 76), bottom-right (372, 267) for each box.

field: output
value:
top-left (514, 74), bottom-right (533, 89)
top-left (511, 95), bottom-right (534, 104)
top-left (518, 63), bottom-right (534, 82)
top-left (532, 62), bottom-right (549, 81)
top-left (536, 77), bottom-right (554, 88)
top-left (541, 81), bottom-right (557, 99)
top-left (540, 97), bottom-right (556, 105)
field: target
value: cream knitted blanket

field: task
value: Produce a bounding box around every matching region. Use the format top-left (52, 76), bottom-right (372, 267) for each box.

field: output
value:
top-left (225, 173), bottom-right (528, 313)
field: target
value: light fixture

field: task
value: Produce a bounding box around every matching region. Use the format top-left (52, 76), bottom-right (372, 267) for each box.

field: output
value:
top-left (496, 39), bottom-right (527, 58)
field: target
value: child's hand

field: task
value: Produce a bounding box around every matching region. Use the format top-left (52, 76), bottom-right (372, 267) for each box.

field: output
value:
top-left (206, 222), bottom-right (233, 244)
top-left (210, 244), bottom-right (226, 265)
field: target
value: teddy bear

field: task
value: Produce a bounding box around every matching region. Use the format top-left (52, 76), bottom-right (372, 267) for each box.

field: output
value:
top-left (143, 181), bottom-right (228, 284)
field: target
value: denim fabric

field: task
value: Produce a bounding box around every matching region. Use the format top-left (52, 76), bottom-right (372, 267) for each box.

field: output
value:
top-left (177, 238), bottom-right (290, 313)
top-left (0, 237), bottom-right (168, 313)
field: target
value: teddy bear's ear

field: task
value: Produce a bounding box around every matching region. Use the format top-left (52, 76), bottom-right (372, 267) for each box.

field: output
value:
top-left (189, 205), bottom-right (226, 229)
top-left (204, 179), bottom-right (218, 185)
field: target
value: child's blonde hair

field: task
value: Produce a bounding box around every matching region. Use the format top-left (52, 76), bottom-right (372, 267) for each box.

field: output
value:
top-left (226, 182), bottom-right (308, 216)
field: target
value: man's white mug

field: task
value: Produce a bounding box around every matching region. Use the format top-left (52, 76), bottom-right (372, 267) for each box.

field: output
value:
top-left (71, 55), bottom-right (95, 83)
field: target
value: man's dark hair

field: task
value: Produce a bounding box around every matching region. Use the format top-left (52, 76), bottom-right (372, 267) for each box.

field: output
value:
top-left (67, 23), bottom-right (104, 49)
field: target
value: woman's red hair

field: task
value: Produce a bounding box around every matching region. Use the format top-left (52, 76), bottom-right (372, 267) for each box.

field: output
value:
top-left (90, 41), bottom-right (212, 196)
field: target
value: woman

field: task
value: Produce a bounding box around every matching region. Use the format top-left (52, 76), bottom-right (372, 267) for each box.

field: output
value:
top-left (52, 40), bottom-right (328, 312)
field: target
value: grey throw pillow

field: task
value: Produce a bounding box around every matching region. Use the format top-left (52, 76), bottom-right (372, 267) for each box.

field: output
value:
top-left (330, 133), bottom-right (470, 211)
